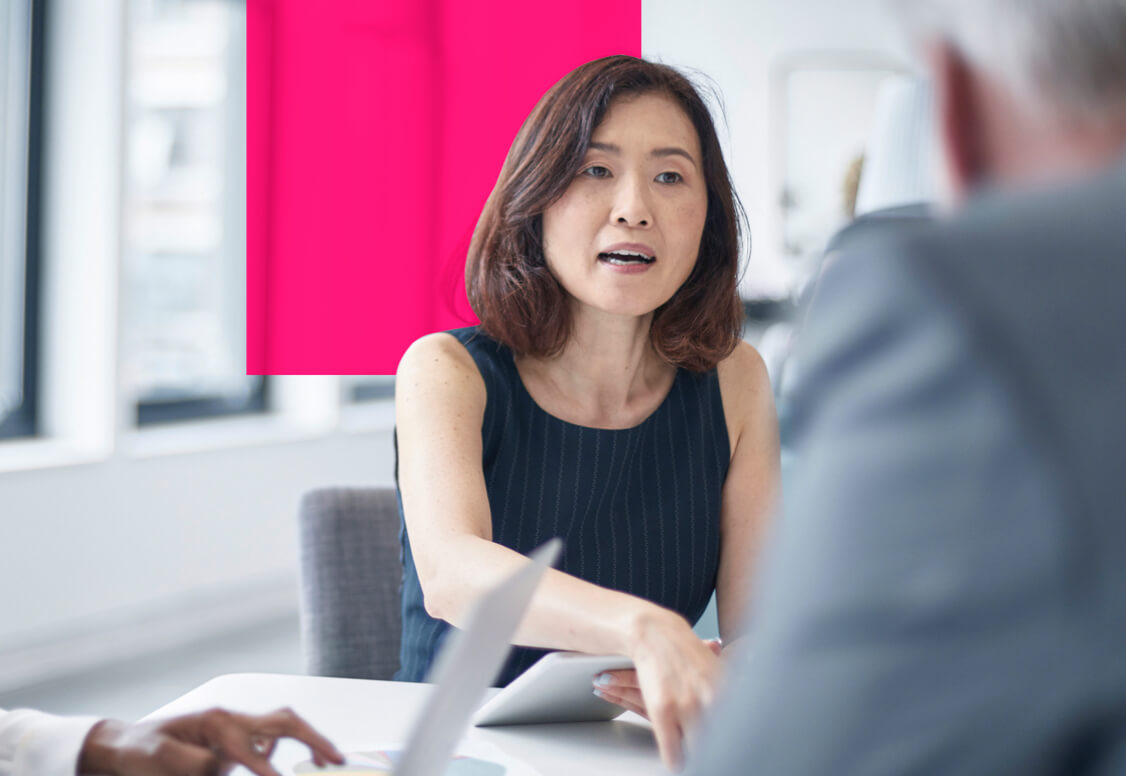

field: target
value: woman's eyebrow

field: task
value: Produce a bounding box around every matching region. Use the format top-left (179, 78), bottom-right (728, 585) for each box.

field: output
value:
top-left (587, 141), bottom-right (698, 168)
top-left (652, 147), bottom-right (698, 168)
top-left (588, 141), bottom-right (620, 154)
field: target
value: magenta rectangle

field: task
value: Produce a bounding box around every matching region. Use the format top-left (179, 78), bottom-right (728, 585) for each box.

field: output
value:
top-left (248, 0), bottom-right (641, 375)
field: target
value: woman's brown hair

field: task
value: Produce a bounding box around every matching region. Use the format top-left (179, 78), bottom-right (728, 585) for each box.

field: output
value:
top-left (466, 55), bottom-right (746, 373)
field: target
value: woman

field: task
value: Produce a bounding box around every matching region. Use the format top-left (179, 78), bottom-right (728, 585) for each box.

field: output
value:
top-left (394, 55), bottom-right (779, 769)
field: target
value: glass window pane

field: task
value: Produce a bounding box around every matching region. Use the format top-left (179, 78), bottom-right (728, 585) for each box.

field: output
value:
top-left (122, 0), bottom-right (261, 426)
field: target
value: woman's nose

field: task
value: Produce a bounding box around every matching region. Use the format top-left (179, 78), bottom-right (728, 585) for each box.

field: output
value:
top-left (611, 177), bottom-right (652, 227)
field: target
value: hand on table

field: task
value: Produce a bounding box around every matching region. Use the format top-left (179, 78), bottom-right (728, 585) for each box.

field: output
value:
top-left (595, 610), bottom-right (723, 770)
top-left (78, 706), bottom-right (345, 776)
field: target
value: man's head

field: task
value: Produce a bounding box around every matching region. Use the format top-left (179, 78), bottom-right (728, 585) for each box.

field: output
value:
top-left (897, 0), bottom-right (1126, 199)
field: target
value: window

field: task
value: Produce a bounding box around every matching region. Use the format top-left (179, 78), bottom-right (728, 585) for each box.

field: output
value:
top-left (0, 0), bottom-right (42, 440)
top-left (344, 376), bottom-right (396, 403)
top-left (122, 0), bottom-right (264, 426)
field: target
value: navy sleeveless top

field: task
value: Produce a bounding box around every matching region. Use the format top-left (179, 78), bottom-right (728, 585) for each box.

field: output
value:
top-left (394, 327), bottom-right (730, 687)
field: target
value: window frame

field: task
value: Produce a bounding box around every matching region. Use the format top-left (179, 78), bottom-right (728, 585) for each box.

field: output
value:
top-left (135, 379), bottom-right (270, 426)
top-left (0, 0), bottom-right (45, 441)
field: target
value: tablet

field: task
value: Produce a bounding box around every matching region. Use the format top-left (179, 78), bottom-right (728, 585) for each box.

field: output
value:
top-left (472, 652), bottom-right (635, 726)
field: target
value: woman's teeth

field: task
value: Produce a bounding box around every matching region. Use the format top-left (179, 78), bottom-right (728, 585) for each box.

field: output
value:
top-left (598, 251), bottom-right (655, 265)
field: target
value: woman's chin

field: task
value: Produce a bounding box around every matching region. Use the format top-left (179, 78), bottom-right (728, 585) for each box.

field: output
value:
top-left (569, 296), bottom-right (670, 321)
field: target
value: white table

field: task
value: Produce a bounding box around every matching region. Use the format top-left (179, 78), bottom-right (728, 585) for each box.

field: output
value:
top-left (146, 672), bottom-right (666, 776)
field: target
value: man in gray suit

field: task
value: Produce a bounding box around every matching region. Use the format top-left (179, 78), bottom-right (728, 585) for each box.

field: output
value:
top-left (685, 1), bottom-right (1126, 773)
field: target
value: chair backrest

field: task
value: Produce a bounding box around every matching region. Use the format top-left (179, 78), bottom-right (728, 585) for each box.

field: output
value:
top-left (298, 486), bottom-right (402, 680)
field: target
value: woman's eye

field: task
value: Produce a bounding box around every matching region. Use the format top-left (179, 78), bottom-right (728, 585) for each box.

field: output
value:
top-left (656, 171), bottom-right (683, 184)
top-left (582, 165), bottom-right (611, 178)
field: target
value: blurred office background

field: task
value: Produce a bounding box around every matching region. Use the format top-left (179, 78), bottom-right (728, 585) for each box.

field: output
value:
top-left (0, 0), bottom-right (916, 720)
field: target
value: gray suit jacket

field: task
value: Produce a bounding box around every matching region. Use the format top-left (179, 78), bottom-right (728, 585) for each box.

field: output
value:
top-left (688, 159), bottom-right (1126, 775)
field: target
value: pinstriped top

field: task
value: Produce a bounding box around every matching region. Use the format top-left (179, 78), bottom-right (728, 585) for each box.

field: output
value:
top-left (394, 326), bottom-right (730, 686)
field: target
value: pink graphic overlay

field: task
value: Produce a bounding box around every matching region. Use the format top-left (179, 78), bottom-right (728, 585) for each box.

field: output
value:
top-left (248, 1), bottom-right (641, 375)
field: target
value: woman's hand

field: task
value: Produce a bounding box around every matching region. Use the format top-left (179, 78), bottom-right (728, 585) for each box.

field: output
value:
top-left (593, 638), bottom-right (722, 721)
top-left (597, 609), bottom-right (722, 769)
top-left (79, 707), bottom-right (344, 776)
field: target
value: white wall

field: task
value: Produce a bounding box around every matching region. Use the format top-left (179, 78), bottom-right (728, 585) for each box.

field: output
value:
top-left (643, 0), bottom-right (913, 296)
top-left (0, 429), bottom-right (395, 646)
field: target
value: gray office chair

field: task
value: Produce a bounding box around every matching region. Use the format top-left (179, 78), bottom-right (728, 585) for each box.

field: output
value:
top-left (298, 486), bottom-right (402, 680)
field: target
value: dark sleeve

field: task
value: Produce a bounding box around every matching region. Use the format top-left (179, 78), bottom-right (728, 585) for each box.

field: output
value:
top-left (685, 245), bottom-right (1075, 776)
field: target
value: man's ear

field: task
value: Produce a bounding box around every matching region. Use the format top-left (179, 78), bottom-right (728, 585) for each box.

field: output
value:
top-left (930, 41), bottom-right (983, 199)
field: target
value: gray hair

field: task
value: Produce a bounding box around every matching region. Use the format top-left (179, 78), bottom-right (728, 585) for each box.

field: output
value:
top-left (895, 0), bottom-right (1126, 124)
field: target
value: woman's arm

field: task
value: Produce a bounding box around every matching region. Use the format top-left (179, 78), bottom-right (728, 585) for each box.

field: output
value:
top-left (715, 341), bottom-right (781, 642)
top-left (396, 333), bottom-right (718, 768)
top-left (397, 333), bottom-right (663, 652)
top-left (590, 343), bottom-right (780, 725)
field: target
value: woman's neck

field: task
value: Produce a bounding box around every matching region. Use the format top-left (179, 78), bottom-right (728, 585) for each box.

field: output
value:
top-left (515, 308), bottom-right (675, 429)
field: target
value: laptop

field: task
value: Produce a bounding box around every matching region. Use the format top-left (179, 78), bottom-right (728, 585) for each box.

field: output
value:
top-left (394, 538), bottom-right (560, 775)
top-left (296, 538), bottom-right (561, 776)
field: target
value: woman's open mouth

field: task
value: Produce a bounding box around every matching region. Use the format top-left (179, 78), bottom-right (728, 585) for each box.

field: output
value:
top-left (597, 249), bottom-right (656, 266)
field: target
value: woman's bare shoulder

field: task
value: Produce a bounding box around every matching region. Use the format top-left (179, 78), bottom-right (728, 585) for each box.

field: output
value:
top-left (396, 332), bottom-right (486, 409)
top-left (715, 340), bottom-right (774, 443)
top-left (716, 340), bottom-right (771, 400)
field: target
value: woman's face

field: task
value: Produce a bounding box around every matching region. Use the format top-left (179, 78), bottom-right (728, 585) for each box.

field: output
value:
top-left (541, 92), bottom-right (708, 320)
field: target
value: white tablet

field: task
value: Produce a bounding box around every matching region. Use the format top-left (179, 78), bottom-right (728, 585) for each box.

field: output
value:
top-left (472, 652), bottom-right (635, 726)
